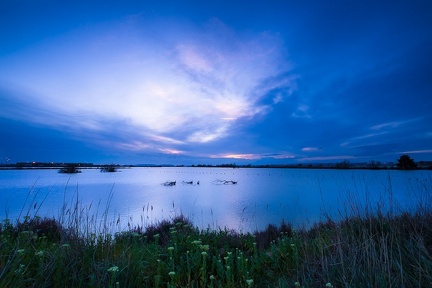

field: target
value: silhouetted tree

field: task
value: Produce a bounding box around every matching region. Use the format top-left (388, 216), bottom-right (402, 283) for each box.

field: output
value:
top-left (368, 160), bottom-right (381, 169)
top-left (335, 160), bottom-right (351, 169)
top-left (396, 154), bottom-right (417, 170)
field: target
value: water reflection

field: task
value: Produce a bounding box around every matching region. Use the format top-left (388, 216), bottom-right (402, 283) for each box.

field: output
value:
top-left (0, 167), bottom-right (430, 232)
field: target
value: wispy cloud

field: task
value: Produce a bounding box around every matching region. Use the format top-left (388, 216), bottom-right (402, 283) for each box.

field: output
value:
top-left (159, 148), bottom-right (184, 155)
top-left (370, 119), bottom-right (419, 131)
top-left (262, 153), bottom-right (295, 159)
top-left (300, 155), bottom-right (356, 162)
top-left (291, 104), bottom-right (311, 118)
top-left (211, 153), bottom-right (295, 160)
top-left (301, 147), bottom-right (321, 152)
top-left (0, 18), bottom-right (295, 154)
top-left (215, 153), bottom-right (263, 160)
top-left (340, 118), bottom-right (422, 151)
top-left (116, 141), bottom-right (152, 151)
top-left (351, 132), bottom-right (389, 141)
top-left (399, 150), bottom-right (432, 155)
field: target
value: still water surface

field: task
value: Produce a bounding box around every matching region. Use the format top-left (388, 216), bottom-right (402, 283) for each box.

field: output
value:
top-left (0, 167), bottom-right (430, 232)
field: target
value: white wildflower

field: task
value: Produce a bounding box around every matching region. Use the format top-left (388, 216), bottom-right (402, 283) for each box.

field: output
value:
top-left (107, 266), bottom-right (119, 273)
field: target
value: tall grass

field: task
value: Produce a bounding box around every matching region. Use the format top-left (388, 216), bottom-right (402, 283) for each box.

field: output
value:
top-left (1, 179), bottom-right (431, 287)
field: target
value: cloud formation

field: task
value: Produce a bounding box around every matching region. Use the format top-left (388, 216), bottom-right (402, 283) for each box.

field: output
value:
top-left (0, 18), bottom-right (294, 156)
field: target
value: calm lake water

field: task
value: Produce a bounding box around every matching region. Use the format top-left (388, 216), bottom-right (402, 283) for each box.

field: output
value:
top-left (0, 167), bottom-right (431, 233)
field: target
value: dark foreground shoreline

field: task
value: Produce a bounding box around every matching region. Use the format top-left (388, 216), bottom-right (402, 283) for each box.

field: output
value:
top-left (1, 203), bottom-right (431, 287)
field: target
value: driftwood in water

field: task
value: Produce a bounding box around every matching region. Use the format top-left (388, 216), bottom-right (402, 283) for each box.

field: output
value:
top-left (162, 181), bottom-right (176, 186)
top-left (212, 179), bottom-right (238, 185)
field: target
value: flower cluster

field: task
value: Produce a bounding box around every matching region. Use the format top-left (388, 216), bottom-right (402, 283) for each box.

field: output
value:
top-left (107, 266), bottom-right (119, 273)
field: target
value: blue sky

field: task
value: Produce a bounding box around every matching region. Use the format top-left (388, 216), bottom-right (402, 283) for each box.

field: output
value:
top-left (1, 1), bottom-right (431, 165)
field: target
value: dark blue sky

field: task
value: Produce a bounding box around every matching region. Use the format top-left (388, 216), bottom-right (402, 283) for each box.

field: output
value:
top-left (1, 1), bottom-right (431, 164)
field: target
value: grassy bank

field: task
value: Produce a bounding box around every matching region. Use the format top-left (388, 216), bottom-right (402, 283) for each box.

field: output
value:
top-left (1, 182), bottom-right (432, 288)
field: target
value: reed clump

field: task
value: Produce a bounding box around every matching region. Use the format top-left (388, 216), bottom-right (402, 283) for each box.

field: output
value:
top-left (1, 193), bottom-right (432, 287)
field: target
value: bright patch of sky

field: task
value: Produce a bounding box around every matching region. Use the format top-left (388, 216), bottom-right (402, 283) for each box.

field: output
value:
top-left (0, 17), bottom-right (294, 156)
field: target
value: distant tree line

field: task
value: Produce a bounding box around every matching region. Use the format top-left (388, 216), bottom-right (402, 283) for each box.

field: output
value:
top-left (0, 155), bottom-right (431, 170)
top-left (331, 155), bottom-right (421, 170)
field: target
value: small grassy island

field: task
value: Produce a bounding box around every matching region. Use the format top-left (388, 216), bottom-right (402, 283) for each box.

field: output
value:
top-left (1, 202), bottom-right (431, 287)
top-left (58, 165), bottom-right (82, 174)
top-left (100, 165), bottom-right (119, 172)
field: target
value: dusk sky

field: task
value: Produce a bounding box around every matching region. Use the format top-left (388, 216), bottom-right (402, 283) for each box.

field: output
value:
top-left (1, 1), bottom-right (431, 165)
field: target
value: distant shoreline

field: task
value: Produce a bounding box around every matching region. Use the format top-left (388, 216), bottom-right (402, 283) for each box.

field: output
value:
top-left (0, 161), bottom-right (431, 170)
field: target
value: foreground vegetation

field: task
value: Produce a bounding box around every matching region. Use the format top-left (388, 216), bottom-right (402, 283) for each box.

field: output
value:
top-left (1, 178), bottom-right (432, 287)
